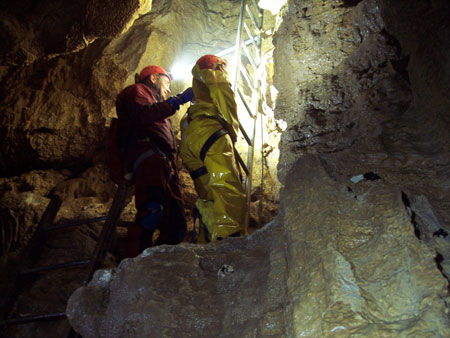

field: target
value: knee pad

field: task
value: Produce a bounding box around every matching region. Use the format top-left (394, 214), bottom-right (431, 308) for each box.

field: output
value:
top-left (138, 202), bottom-right (163, 232)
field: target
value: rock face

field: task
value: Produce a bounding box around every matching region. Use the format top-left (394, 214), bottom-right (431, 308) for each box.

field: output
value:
top-left (273, 0), bottom-right (449, 232)
top-left (0, 0), bottom-right (152, 66)
top-left (282, 156), bottom-right (449, 336)
top-left (274, 0), bottom-right (450, 271)
top-left (0, 0), bottom-right (151, 175)
top-left (67, 155), bottom-right (449, 337)
top-left (67, 226), bottom-right (287, 337)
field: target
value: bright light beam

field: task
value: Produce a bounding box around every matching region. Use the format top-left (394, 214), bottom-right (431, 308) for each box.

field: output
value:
top-left (170, 36), bottom-right (262, 82)
top-left (170, 62), bottom-right (194, 81)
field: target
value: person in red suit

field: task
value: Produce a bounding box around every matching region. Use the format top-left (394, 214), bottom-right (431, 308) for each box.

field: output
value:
top-left (114, 65), bottom-right (193, 257)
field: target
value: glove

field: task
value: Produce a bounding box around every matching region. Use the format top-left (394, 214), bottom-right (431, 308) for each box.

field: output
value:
top-left (166, 87), bottom-right (194, 110)
top-left (178, 87), bottom-right (194, 104)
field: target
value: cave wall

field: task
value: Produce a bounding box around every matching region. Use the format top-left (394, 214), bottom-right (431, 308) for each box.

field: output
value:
top-left (0, 0), bottom-right (153, 174)
top-left (272, 0), bottom-right (450, 335)
top-left (274, 0), bottom-right (450, 270)
top-left (0, 0), bottom-right (156, 269)
top-left (273, 0), bottom-right (449, 232)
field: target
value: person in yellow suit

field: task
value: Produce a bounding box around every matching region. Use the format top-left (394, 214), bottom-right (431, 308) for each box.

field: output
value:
top-left (180, 54), bottom-right (247, 243)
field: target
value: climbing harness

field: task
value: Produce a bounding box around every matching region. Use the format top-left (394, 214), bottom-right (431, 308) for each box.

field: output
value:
top-left (189, 128), bottom-right (229, 180)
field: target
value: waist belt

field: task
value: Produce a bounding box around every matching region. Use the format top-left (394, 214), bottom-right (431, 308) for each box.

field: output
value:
top-left (189, 128), bottom-right (228, 180)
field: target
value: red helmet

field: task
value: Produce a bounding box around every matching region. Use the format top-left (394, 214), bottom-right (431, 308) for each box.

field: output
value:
top-left (195, 55), bottom-right (227, 70)
top-left (138, 65), bottom-right (172, 83)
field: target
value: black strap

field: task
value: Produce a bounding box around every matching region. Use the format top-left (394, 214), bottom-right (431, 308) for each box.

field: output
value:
top-left (200, 128), bottom-right (228, 161)
top-left (188, 128), bottom-right (228, 181)
top-left (189, 166), bottom-right (208, 180)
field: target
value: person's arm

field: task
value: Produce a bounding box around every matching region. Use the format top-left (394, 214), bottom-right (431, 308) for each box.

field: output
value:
top-left (139, 88), bottom-right (194, 124)
top-left (117, 87), bottom-right (193, 125)
top-left (138, 101), bottom-right (176, 124)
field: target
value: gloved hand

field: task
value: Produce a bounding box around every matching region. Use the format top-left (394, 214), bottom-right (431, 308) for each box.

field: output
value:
top-left (166, 87), bottom-right (194, 110)
top-left (177, 87), bottom-right (194, 104)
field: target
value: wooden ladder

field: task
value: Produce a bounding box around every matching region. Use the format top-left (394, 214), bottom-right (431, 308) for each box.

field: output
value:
top-left (0, 181), bottom-right (129, 334)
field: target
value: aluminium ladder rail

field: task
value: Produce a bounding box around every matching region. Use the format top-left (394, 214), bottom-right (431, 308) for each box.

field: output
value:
top-left (0, 181), bottom-right (129, 331)
top-left (231, 0), bottom-right (264, 229)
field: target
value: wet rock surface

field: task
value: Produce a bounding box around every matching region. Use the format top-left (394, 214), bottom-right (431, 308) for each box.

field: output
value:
top-left (282, 155), bottom-right (449, 336)
top-left (273, 0), bottom-right (450, 281)
top-left (67, 225), bottom-right (287, 337)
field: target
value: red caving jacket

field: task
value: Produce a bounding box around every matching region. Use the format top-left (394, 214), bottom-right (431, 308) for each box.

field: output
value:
top-left (115, 82), bottom-right (177, 156)
top-left (115, 83), bottom-right (180, 182)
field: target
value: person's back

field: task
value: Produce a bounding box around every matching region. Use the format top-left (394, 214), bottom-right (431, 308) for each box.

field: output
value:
top-left (180, 55), bottom-right (247, 243)
top-left (116, 82), bottom-right (177, 155)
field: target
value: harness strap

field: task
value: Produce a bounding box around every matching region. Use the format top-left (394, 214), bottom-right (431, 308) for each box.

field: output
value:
top-left (189, 128), bottom-right (228, 180)
top-left (200, 128), bottom-right (228, 161)
top-left (189, 166), bottom-right (208, 180)
top-left (124, 149), bottom-right (159, 181)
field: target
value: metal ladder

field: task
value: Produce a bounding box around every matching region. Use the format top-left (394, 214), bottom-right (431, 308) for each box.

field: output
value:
top-left (231, 0), bottom-right (264, 229)
top-left (0, 181), bottom-right (129, 332)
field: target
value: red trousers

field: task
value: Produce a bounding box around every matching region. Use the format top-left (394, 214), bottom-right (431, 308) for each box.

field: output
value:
top-left (124, 153), bottom-right (186, 258)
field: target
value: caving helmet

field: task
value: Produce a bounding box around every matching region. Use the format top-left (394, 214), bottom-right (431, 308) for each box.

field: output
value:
top-left (195, 55), bottom-right (227, 71)
top-left (137, 65), bottom-right (172, 84)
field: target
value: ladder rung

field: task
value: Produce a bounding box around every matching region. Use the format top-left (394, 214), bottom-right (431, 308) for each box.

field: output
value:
top-left (241, 42), bottom-right (258, 71)
top-left (246, 4), bottom-right (261, 32)
top-left (237, 88), bottom-right (255, 119)
top-left (240, 65), bottom-right (255, 91)
top-left (21, 260), bottom-right (91, 275)
top-left (46, 216), bottom-right (108, 231)
top-left (216, 36), bottom-right (258, 58)
top-left (0, 312), bottom-right (66, 326)
top-left (243, 23), bottom-right (261, 64)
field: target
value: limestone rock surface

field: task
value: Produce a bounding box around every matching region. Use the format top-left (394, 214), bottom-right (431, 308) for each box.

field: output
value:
top-left (67, 226), bottom-right (287, 338)
top-left (0, 0), bottom-right (152, 66)
top-left (67, 155), bottom-right (450, 337)
top-left (282, 156), bottom-right (449, 336)
top-left (273, 0), bottom-right (450, 278)
top-left (0, 170), bottom-right (67, 257)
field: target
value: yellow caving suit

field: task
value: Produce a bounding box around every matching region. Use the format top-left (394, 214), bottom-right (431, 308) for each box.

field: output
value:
top-left (180, 65), bottom-right (247, 242)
